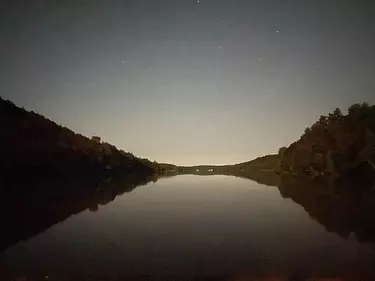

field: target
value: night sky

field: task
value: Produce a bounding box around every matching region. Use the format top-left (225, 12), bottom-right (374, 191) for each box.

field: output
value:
top-left (1, 0), bottom-right (375, 165)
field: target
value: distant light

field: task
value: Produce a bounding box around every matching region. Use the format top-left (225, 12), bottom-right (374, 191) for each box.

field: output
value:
top-left (121, 61), bottom-right (124, 63)
top-left (220, 19), bottom-right (223, 23)
top-left (219, 45), bottom-right (222, 49)
top-left (259, 57), bottom-right (263, 60)
top-left (197, 0), bottom-right (200, 2)
top-left (276, 30), bottom-right (279, 33)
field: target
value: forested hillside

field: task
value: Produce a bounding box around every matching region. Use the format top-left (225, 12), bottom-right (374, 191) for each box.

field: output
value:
top-left (280, 103), bottom-right (375, 180)
top-left (0, 97), bottom-right (158, 187)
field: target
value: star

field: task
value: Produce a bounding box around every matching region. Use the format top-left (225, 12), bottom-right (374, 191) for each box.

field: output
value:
top-left (219, 45), bottom-right (222, 49)
top-left (197, 0), bottom-right (200, 2)
top-left (276, 30), bottom-right (279, 33)
top-left (220, 19), bottom-right (223, 23)
top-left (259, 57), bottom-right (263, 60)
top-left (121, 61), bottom-right (124, 63)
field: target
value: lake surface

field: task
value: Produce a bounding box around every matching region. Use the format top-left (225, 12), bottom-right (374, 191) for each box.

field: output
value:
top-left (1, 175), bottom-right (375, 280)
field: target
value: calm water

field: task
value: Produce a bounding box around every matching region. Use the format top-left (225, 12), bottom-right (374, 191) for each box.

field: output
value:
top-left (1, 175), bottom-right (375, 279)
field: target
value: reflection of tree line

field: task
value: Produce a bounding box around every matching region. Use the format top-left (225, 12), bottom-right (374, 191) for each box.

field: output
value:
top-left (178, 168), bottom-right (281, 187)
top-left (277, 175), bottom-right (375, 244)
top-left (182, 169), bottom-right (375, 244)
top-left (207, 168), bottom-right (375, 244)
top-left (223, 170), bottom-right (281, 187)
top-left (0, 97), bottom-right (166, 251)
top-left (1, 169), bottom-right (375, 253)
top-left (166, 165), bottom-right (375, 244)
top-left (0, 174), bottom-right (157, 252)
top-left (237, 170), bottom-right (375, 244)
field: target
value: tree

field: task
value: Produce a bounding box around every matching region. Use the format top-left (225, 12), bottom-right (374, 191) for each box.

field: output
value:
top-left (91, 136), bottom-right (101, 143)
top-left (278, 147), bottom-right (287, 157)
top-left (348, 103), bottom-right (361, 116)
top-left (279, 101), bottom-right (375, 177)
top-left (333, 108), bottom-right (343, 118)
top-left (361, 102), bottom-right (370, 109)
top-left (318, 115), bottom-right (328, 125)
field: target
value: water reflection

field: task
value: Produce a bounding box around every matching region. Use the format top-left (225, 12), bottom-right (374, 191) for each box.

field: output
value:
top-left (1, 173), bottom-right (375, 280)
top-left (179, 169), bottom-right (281, 187)
top-left (188, 169), bottom-right (375, 245)
top-left (277, 175), bottom-right (375, 244)
top-left (0, 174), bottom-right (157, 251)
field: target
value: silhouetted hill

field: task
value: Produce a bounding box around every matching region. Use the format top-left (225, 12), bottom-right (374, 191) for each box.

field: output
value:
top-left (177, 102), bottom-right (375, 187)
top-left (178, 154), bottom-right (279, 174)
top-left (176, 155), bottom-right (280, 186)
top-left (0, 97), bottom-right (158, 187)
top-left (232, 154), bottom-right (280, 171)
top-left (280, 103), bottom-right (375, 183)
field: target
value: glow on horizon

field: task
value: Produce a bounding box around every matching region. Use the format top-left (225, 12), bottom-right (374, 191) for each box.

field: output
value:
top-left (1, 1), bottom-right (374, 165)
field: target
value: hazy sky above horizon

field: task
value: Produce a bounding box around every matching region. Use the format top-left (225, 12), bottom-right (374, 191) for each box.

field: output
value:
top-left (1, 0), bottom-right (375, 165)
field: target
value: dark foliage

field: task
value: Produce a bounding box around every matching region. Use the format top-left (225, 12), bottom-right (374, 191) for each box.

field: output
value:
top-left (280, 103), bottom-right (375, 180)
top-left (0, 97), bottom-right (158, 187)
top-left (177, 154), bottom-right (281, 186)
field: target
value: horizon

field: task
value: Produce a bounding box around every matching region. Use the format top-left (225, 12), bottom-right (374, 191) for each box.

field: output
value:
top-left (1, 0), bottom-right (375, 166)
top-left (1, 95), bottom-right (370, 167)
top-left (2, 92), bottom-right (279, 167)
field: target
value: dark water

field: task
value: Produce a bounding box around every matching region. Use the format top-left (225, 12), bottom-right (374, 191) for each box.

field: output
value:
top-left (1, 175), bottom-right (375, 280)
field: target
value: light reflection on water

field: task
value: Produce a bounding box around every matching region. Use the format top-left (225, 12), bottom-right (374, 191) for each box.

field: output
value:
top-left (1, 175), bottom-right (375, 279)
